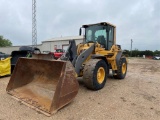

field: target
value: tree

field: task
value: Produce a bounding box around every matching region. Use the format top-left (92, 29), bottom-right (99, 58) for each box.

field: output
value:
top-left (0, 35), bottom-right (12, 47)
top-left (124, 49), bottom-right (156, 57)
top-left (153, 50), bottom-right (160, 56)
top-left (140, 50), bottom-right (153, 56)
top-left (123, 49), bottom-right (130, 57)
top-left (132, 49), bottom-right (140, 57)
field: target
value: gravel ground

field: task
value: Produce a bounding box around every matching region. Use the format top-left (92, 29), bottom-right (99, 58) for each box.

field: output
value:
top-left (0, 58), bottom-right (160, 120)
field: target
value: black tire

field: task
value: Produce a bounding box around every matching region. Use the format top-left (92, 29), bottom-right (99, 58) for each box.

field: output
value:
top-left (113, 57), bottom-right (127, 79)
top-left (83, 59), bottom-right (108, 90)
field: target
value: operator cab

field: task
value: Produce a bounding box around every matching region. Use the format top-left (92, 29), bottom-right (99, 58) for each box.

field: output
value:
top-left (80, 22), bottom-right (115, 50)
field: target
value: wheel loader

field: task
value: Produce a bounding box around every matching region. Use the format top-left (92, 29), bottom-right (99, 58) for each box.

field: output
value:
top-left (6, 22), bottom-right (127, 116)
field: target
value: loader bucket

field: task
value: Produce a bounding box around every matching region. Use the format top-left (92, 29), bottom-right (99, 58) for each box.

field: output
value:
top-left (6, 57), bottom-right (79, 116)
top-left (31, 54), bottom-right (55, 60)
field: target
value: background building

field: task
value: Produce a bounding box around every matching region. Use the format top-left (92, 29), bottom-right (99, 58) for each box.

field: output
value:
top-left (0, 36), bottom-right (83, 54)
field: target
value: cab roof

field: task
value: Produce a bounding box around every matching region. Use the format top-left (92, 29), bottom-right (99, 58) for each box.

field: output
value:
top-left (82, 22), bottom-right (116, 28)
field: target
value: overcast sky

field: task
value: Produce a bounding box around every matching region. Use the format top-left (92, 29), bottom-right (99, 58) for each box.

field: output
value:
top-left (0, 0), bottom-right (159, 51)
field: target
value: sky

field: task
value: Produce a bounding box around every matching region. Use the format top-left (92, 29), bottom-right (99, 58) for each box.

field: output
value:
top-left (0, 0), bottom-right (159, 51)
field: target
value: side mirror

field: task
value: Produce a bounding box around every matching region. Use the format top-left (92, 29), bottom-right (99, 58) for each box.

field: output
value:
top-left (79, 27), bottom-right (82, 35)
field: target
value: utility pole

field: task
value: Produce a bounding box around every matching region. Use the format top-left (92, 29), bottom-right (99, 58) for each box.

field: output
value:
top-left (130, 39), bottom-right (133, 57)
top-left (32, 0), bottom-right (37, 47)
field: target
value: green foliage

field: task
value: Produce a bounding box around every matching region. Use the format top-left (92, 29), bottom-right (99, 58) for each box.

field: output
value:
top-left (123, 49), bottom-right (160, 57)
top-left (132, 49), bottom-right (140, 57)
top-left (154, 50), bottom-right (160, 56)
top-left (123, 49), bottom-right (130, 57)
top-left (0, 35), bottom-right (12, 47)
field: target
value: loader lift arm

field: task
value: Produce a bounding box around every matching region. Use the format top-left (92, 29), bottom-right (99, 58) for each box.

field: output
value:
top-left (60, 40), bottom-right (95, 76)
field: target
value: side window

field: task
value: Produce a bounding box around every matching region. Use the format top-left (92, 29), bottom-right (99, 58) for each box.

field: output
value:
top-left (86, 30), bottom-right (92, 41)
top-left (108, 26), bottom-right (114, 49)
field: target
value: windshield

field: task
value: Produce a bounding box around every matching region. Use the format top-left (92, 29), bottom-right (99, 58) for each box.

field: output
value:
top-left (85, 25), bottom-right (107, 43)
top-left (84, 24), bottom-right (114, 50)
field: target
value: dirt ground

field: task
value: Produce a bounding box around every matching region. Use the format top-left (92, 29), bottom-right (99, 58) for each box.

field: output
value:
top-left (0, 58), bottom-right (160, 120)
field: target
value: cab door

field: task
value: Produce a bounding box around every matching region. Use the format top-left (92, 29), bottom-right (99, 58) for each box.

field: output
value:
top-left (107, 25), bottom-right (114, 50)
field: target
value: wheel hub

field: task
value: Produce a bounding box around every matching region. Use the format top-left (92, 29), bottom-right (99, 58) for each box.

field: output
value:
top-left (122, 63), bottom-right (126, 74)
top-left (97, 67), bottom-right (105, 84)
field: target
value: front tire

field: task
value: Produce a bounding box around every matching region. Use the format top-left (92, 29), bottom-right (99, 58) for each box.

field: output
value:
top-left (83, 59), bottom-right (108, 90)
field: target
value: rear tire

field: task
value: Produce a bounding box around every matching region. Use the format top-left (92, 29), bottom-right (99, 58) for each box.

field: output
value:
top-left (83, 59), bottom-right (107, 90)
top-left (113, 58), bottom-right (127, 79)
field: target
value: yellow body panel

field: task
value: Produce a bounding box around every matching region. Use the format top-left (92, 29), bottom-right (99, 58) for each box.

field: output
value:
top-left (77, 42), bottom-right (121, 72)
top-left (0, 57), bottom-right (11, 76)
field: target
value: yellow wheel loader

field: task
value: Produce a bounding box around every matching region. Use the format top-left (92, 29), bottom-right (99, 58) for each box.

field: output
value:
top-left (6, 22), bottom-right (127, 116)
